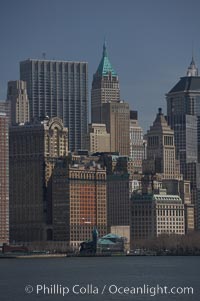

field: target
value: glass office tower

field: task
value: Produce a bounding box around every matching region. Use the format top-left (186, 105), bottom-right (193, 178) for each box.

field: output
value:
top-left (20, 59), bottom-right (88, 151)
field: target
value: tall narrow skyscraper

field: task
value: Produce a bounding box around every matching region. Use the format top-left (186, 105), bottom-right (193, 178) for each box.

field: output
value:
top-left (130, 111), bottom-right (144, 173)
top-left (20, 59), bottom-right (88, 151)
top-left (143, 108), bottom-right (181, 180)
top-left (91, 41), bottom-right (120, 123)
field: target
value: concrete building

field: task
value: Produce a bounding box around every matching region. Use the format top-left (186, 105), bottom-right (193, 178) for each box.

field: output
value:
top-left (130, 110), bottom-right (144, 173)
top-left (52, 161), bottom-right (107, 249)
top-left (102, 101), bottom-right (130, 156)
top-left (143, 108), bottom-right (182, 180)
top-left (20, 59), bottom-right (88, 151)
top-left (91, 41), bottom-right (120, 123)
top-left (85, 123), bottom-right (110, 153)
top-left (0, 112), bottom-right (9, 245)
top-left (166, 57), bottom-right (200, 229)
top-left (0, 101), bottom-right (9, 114)
top-left (7, 80), bottom-right (29, 125)
top-left (9, 117), bottom-right (68, 242)
top-left (131, 189), bottom-right (185, 241)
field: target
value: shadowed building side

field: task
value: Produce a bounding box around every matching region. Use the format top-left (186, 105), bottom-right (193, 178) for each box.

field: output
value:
top-left (9, 117), bottom-right (68, 242)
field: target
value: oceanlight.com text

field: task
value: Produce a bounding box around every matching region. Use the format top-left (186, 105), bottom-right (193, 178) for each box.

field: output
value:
top-left (25, 283), bottom-right (194, 297)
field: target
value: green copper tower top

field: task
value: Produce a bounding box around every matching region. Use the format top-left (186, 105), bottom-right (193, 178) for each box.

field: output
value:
top-left (96, 40), bottom-right (117, 77)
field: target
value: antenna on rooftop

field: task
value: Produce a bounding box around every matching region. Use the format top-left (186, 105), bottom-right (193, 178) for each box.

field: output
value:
top-left (42, 52), bottom-right (46, 60)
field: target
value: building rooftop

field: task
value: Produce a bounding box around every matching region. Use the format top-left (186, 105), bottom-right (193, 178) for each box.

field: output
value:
top-left (168, 57), bottom-right (200, 93)
top-left (95, 41), bottom-right (117, 77)
top-left (20, 58), bottom-right (88, 64)
top-left (132, 193), bottom-right (182, 204)
top-left (168, 76), bottom-right (200, 93)
top-left (98, 238), bottom-right (115, 245)
top-left (148, 108), bottom-right (173, 134)
top-left (102, 233), bottom-right (121, 240)
top-left (153, 194), bottom-right (182, 202)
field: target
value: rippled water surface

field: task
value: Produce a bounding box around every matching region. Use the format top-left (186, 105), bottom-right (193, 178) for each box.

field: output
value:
top-left (0, 256), bottom-right (199, 301)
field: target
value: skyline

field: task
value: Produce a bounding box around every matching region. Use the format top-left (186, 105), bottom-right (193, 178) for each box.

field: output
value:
top-left (1, 0), bottom-right (200, 130)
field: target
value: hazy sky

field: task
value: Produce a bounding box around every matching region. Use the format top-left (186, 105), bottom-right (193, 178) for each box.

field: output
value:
top-left (1, 0), bottom-right (200, 131)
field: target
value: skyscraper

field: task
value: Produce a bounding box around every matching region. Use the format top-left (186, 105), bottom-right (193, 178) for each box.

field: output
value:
top-left (102, 101), bottom-right (130, 156)
top-left (91, 41), bottom-right (120, 123)
top-left (84, 123), bottom-right (110, 153)
top-left (7, 80), bottom-right (29, 125)
top-left (0, 112), bottom-right (9, 245)
top-left (143, 108), bottom-right (181, 180)
top-left (166, 57), bottom-right (200, 229)
top-left (20, 59), bottom-right (88, 151)
top-left (130, 110), bottom-right (144, 173)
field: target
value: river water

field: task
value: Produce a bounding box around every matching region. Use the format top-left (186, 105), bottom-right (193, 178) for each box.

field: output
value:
top-left (0, 256), bottom-right (199, 301)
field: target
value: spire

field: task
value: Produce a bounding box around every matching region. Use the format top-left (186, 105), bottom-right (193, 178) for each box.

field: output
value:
top-left (151, 107), bottom-right (169, 130)
top-left (187, 56), bottom-right (198, 77)
top-left (95, 40), bottom-right (117, 77)
top-left (103, 38), bottom-right (107, 57)
top-left (191, 55), bottom-right (195, 65)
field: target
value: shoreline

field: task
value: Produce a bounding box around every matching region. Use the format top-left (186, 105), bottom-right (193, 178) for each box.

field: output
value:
top-left (0, 253), bottom-right (200, 259)
top-left (0, 254), bottom-right (66, 259)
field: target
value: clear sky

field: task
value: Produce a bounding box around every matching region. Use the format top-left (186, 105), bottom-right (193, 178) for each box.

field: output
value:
top-left (0, 0), bottom-right (200, 131)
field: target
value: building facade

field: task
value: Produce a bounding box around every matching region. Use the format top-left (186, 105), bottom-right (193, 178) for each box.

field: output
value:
top-left (143, 108), bottom-right (181, 180)
top-left (91, 41), bottom-right (120, 123)
top-left (0, 112), bottom-right (9, 245)
top-left (162, 179), bottom-right (194, 232)
top-left (107, 173), bottom-right (130, 229)
top-left (7, 80), bottom-right (29, 125)
top-left (102, 101), bottom-right (130, 156)
top-left (20, 59), bottom-right (88, 151)
top-left (9, 117), bottom-right (68, 242)
top-left (84, 123), bottom-right (110, 153)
